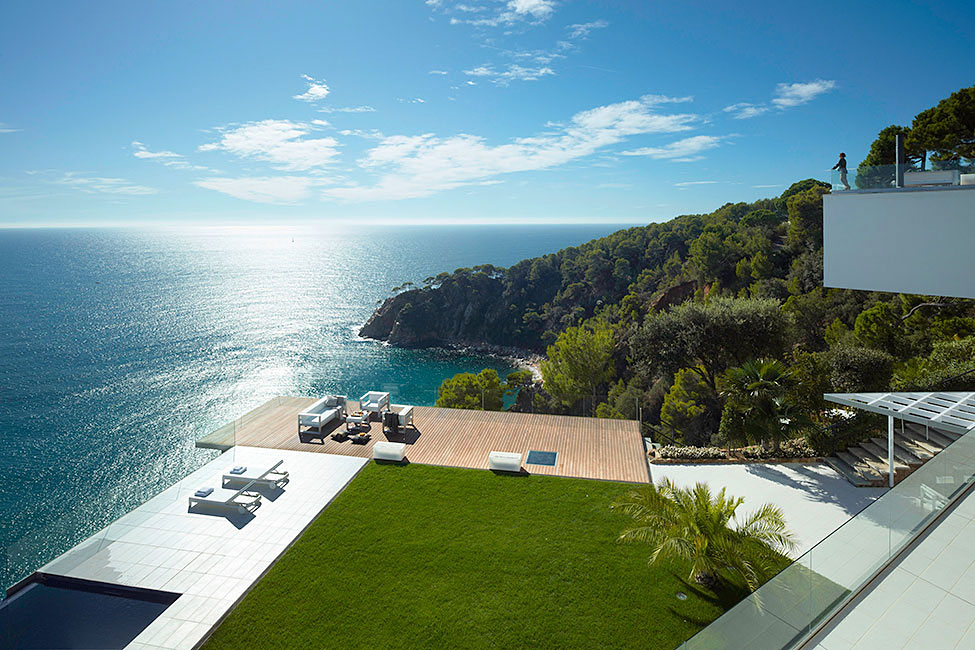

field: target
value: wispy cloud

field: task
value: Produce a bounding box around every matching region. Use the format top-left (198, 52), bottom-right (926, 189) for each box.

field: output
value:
top-left (0, 122), bottom-right (21, 134)
top-left (772, 79), bottom-right (836, 108)
top-left (397, 97), bottom-right (426, 104)
top-left (723, 79), bottom-right (836, 119)
top-left (293, 74), bottom-right (330, 102)
top-left (131, 141), bottom-right (209, 170)
top-left (438, 0), bottom-right (557, 27)
top-left (428, 69), bottom-right (449, 75)
top-left (56, 172), bottom-right (157, 195)
top-left (620, 134), bottom-right (728, 162)
top-left (316, 105), bottom-right (376, 114)
top-left (674, 180), bottom-right (718, 186)
top-left (198, 119), bottom-right (340, 171)
top-left (723, 102), bottom-right (769, 120)
top-left (464, 64), bottom-right (554, 85)
top-left (194, 176), bottom-right (328, 204)
top-left (566, 19), bottom-right (608, 39)
top-left (323, 96), bottom-right (699, 201)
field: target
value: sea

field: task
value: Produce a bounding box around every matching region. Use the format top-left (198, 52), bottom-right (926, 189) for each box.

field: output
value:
top-left (0, 223), bottom-right (622, 589)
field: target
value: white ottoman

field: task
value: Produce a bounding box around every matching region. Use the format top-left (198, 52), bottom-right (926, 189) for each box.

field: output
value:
top-left (373, 441), bottom-right (407, 462)
top-left (488, 451), bottom-right (522, 473)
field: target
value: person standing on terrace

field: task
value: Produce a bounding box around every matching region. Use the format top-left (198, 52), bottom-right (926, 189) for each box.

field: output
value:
top-left (832, 152), bottom-right (850, 190)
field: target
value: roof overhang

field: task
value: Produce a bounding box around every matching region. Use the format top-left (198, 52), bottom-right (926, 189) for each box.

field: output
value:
top-left (824, 392), bottom-right (975, 436)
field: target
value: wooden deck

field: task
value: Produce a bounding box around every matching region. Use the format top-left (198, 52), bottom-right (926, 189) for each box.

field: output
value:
top-left (198, 396), bottom-right (650, 484)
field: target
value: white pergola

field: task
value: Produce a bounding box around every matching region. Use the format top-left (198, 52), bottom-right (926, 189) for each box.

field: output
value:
top-left (824, 392), bottom-right (975, 486)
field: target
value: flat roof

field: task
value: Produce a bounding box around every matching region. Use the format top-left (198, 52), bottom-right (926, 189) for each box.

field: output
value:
top-left (825, 392), bottom-right (975, 436)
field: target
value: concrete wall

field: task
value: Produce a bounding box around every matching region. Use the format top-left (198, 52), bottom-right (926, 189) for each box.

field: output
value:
top-left (823, 188), bottom-right (975, 299)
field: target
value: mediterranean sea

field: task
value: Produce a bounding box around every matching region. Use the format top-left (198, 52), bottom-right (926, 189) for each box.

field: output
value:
top-left (0, 223), bottom-right (622, 588)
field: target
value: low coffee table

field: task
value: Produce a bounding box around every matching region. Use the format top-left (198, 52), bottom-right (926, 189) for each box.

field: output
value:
top-left (345, 411), bottom-right (370, 431)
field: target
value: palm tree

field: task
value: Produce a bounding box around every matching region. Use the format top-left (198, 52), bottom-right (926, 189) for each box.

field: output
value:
top-left (612, 479), bottom-right (796, 592)
top-left (722, 358), bottom-right (809, 452)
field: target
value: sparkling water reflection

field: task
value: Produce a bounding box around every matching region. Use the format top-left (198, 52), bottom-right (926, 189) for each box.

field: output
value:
top-left (0, 223), bottom-right (619, 588)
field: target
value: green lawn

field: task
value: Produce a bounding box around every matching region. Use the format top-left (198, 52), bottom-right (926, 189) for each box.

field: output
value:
top-left (203, 463), bottom-right (742, 650)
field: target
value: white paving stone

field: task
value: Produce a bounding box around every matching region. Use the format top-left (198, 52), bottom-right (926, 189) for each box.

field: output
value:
top-left (649, 462), bottom-right (887, 555)
top-left (37, 446), bottom-right (368, 650)
top-left (815, 488), bottom-right (975, 649)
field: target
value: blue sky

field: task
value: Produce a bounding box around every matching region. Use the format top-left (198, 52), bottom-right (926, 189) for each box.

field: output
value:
top-left (1, 0), bottom-right (972, 226)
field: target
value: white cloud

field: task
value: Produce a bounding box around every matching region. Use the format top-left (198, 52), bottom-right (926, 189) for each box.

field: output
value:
top-left (429, 69), bottom-right (449, 75)
top-left (316, 105), bottom-right (376, 114)
top-left (723, 102), bottom-right (769, 119)
top-left (464, 64), bottom-right (554, 85)
top-left (194, 176), bottom-right (326, 204)
top-left (131, 142), bottom-right (209, 170)
top-left (506, 0), bottom-right (555, 19)
top-left (324, 96), bottom-right (698, 201)
top-left (722, 80), bottom-right (836, 121)
top-left (566, 19), bottom-right (608, 39)
top-left (57, 172), bottom-right (157, 195)
top-left (339, 128), bottom-right (385, 140)
top-left (772, 79), bottom-right (836, 108)
top-left (642, 94), bottom-right (694, 106)
top-left (0, 122), bottom-right (21, 133)
top-left (674, 180), bottom-right (718, 186)
top-left (439, 0), bottom-right (556, 26)
top-left (620, 135), bottom-right (727, 160)
top-left (397, 97), bottom-right (426, 104)
top-left (293, 74), bottom-right (330, 102)
top-left (198, 119), bottom-right (340, 171)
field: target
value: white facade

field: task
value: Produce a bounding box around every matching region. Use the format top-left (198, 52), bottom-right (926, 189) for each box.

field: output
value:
top-left (823, 187), bottom-right (975, 299)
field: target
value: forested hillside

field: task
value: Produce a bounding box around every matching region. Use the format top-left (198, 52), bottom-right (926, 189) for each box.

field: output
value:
top-left (362, 85), bottom-right (975, 452)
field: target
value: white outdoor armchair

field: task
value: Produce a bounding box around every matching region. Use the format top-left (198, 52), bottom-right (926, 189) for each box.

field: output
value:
top-left (359, 391), bottom-right (390, 416)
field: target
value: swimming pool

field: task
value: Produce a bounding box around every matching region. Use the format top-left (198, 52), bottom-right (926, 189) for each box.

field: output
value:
top-left (0, 573), bottom-right (179, 649)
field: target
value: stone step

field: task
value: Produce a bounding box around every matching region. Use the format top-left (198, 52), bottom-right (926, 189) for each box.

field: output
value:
top-left (892, 434), bottom-right (935, 462)
top-left (825, 455), bottom-right (881, 488)
top-left (901, 426), bottom-right (946, 455)
top-left (835, 450), bottom-right (886, 485)
top-left (848, 444), bottom-right (910, 476)
top-left (904, 422), bottom-right (958, 449)
top-left (869, 437), bottom-right (924, 467)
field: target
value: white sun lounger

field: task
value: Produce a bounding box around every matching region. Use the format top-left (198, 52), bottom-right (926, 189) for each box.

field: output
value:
top-left (188, 480), bottom-right (262, 515)
top-left (222, 460), bottom-right (289, 490)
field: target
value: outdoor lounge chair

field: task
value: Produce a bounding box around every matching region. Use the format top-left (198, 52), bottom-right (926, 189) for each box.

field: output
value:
top-left (221, 459), bottom-right (289, 490)
top-left (188, 480), bottom-right (262, 515)
top-left (359, 391), bottom-right (390, 417)
top-left (298, 395), bottom-right (347, 434)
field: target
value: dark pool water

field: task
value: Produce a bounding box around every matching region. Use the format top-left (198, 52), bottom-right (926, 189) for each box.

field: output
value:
top-left (0, 575), bottom-right (179, 649)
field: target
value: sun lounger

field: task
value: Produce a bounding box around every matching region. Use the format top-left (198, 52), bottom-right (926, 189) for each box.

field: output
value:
top-left (222, 460), bottom-right (289, 490)
top-left (188, 480), bottom-right (262, 515)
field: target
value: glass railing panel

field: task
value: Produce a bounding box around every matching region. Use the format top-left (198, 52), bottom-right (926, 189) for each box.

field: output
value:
top-left (680, 425), bottom-right (975, 649)
top-left (830, 162), bottom-right (975, 191)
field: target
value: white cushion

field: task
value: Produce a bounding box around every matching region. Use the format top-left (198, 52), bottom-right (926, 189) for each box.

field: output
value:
top-left (373, 442), bottom-right (407, 461)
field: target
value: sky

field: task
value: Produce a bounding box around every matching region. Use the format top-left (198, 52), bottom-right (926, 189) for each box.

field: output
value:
top-left (0, 0), bottom-right (972, 227)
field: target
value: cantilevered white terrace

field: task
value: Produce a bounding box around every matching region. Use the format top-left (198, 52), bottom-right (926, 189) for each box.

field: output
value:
top-left (37, 447), bottom-right (368, 650)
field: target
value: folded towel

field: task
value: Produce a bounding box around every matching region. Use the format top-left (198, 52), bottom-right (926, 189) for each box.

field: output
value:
top-left (194, 487), bottom-right (214, 498)
top-left (230, 466), bottom-right (247, 475)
